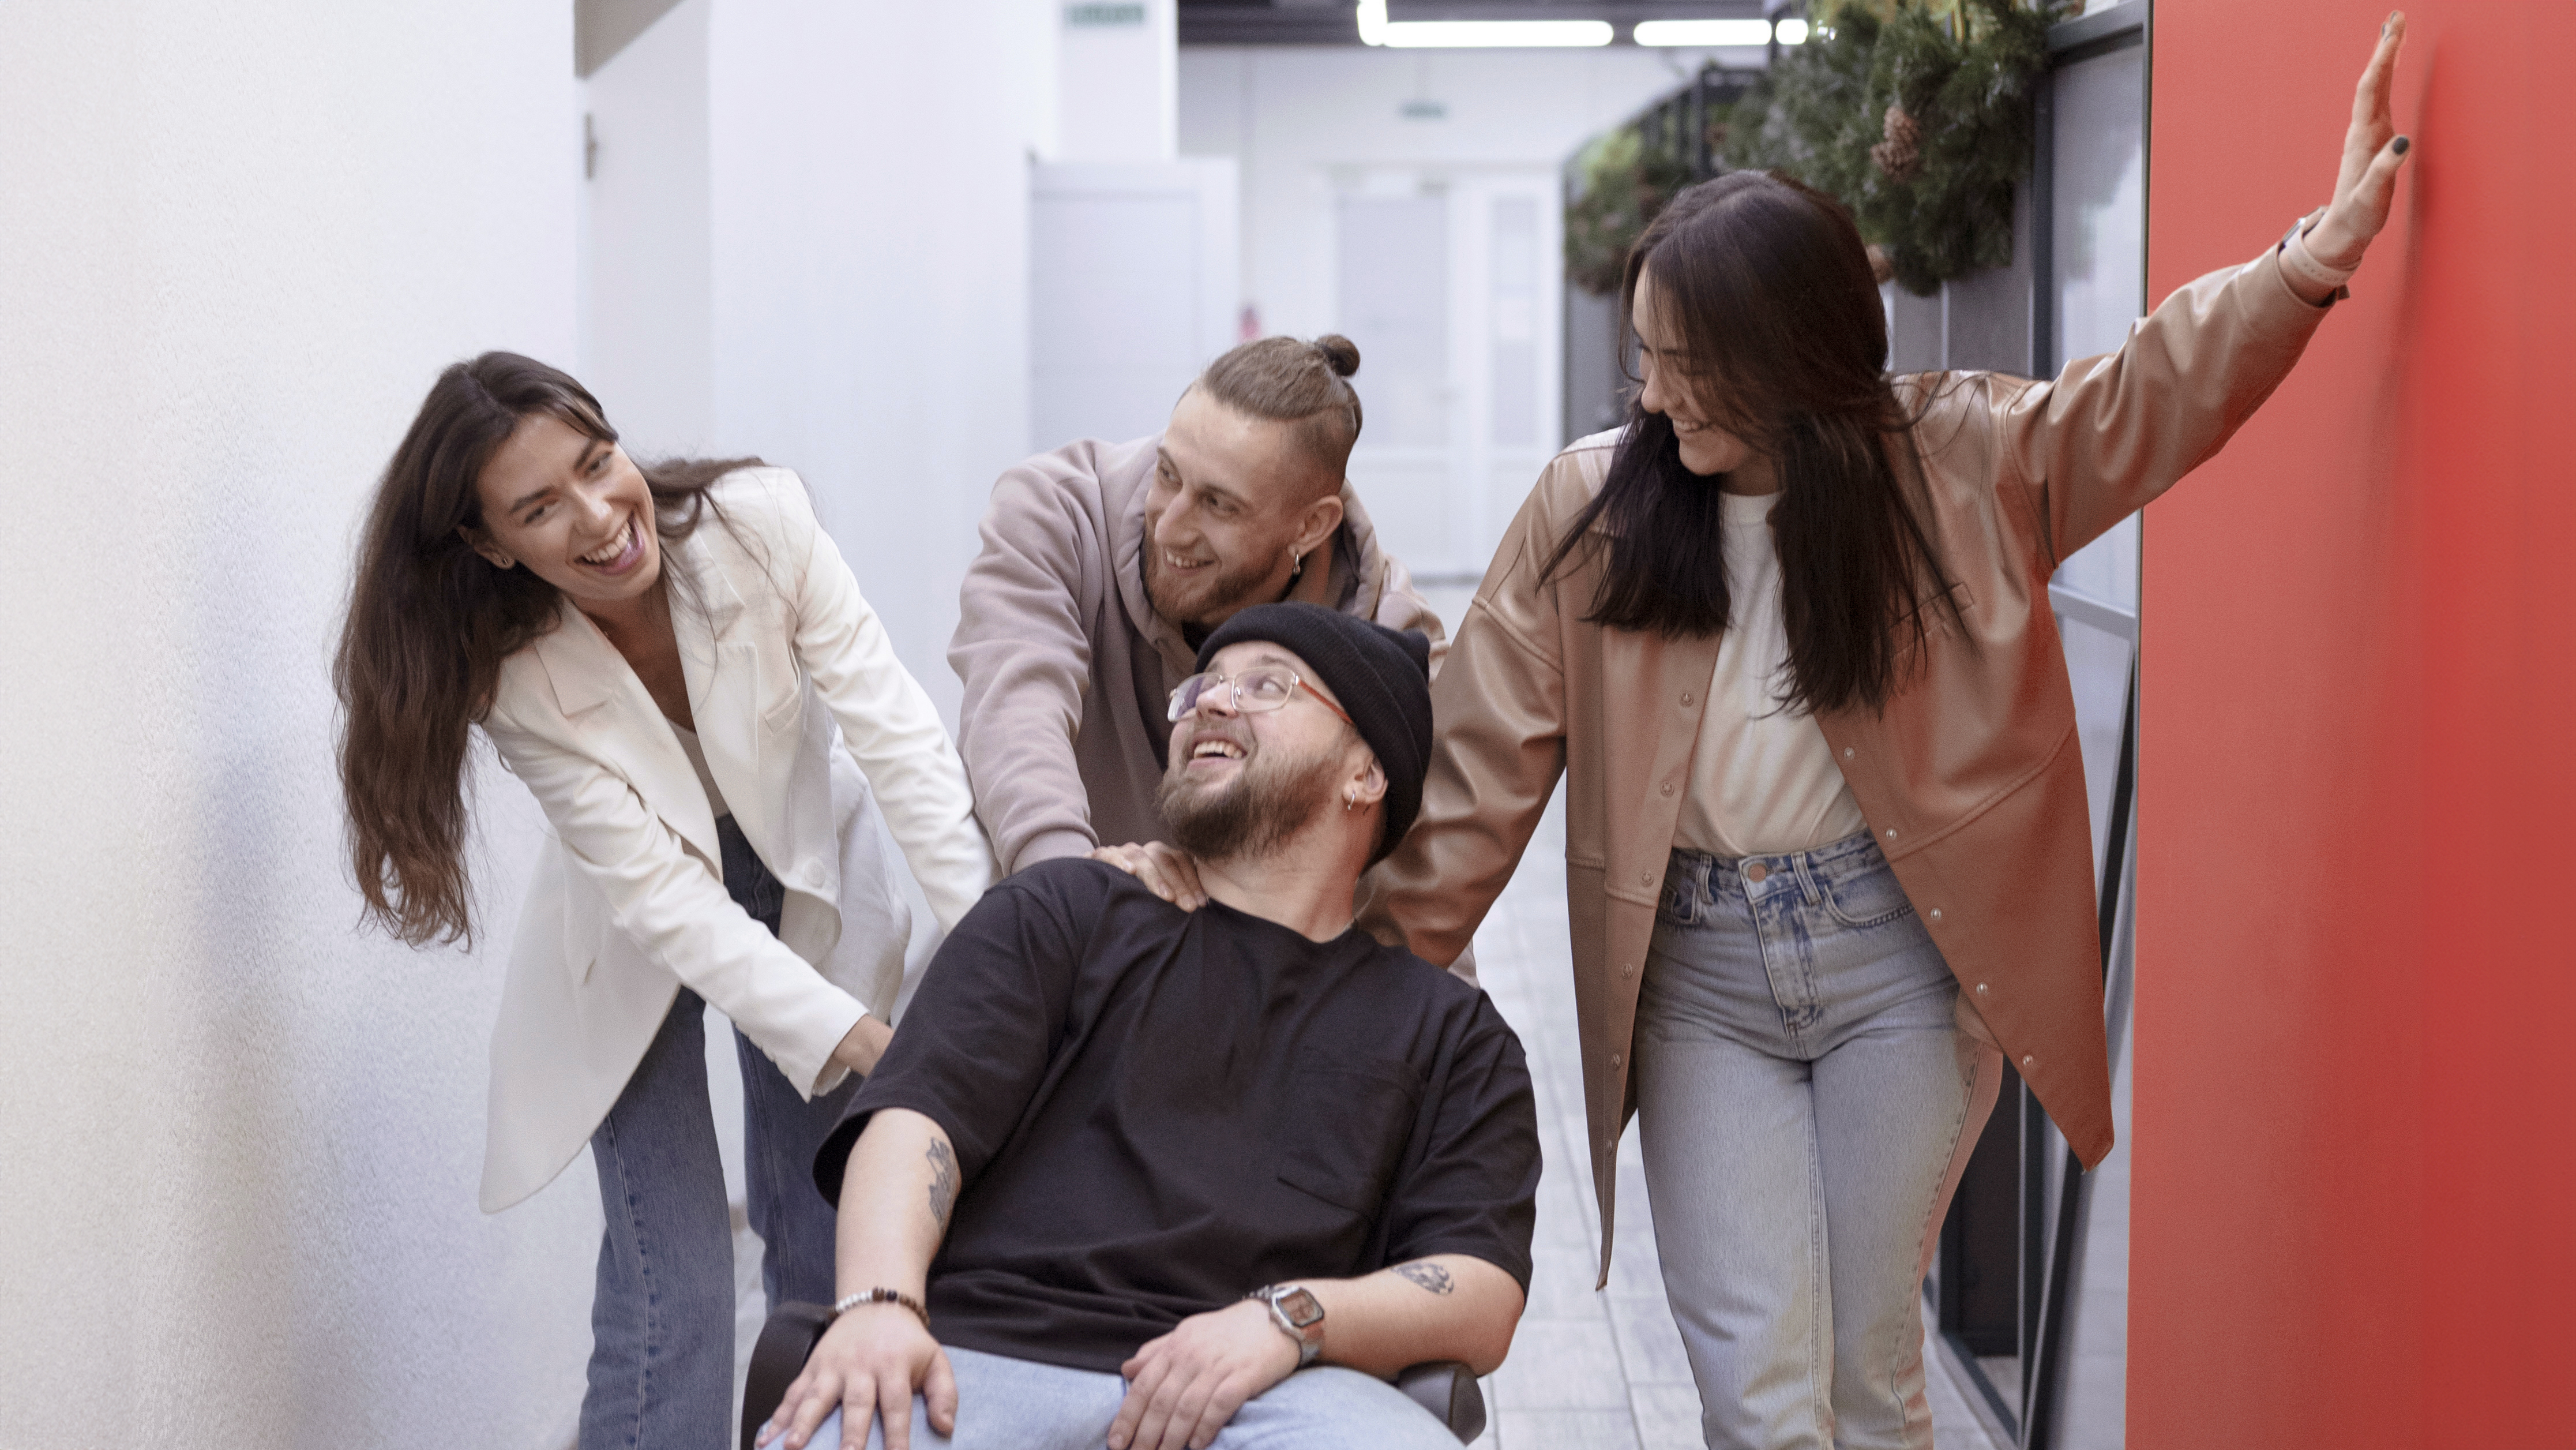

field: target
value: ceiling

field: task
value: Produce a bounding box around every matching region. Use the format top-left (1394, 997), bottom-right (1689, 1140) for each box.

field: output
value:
top-left (1178, 0), bottom-right (1780, 47)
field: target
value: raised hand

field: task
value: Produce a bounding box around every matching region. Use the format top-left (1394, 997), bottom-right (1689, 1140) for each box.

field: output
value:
top-left (2308, 10), bottom-right (2414, 272)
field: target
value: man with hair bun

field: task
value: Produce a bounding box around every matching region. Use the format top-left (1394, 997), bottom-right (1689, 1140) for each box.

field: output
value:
top-left (951, 334), bottom-right (1448, 904)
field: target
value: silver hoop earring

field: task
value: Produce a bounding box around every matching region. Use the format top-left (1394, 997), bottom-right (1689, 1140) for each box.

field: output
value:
top-left (1343, 789), bottom-right (1360, 812)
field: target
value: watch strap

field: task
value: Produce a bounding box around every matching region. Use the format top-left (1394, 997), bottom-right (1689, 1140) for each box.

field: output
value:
top-left (2279, 212), bottom-right (2353, 305)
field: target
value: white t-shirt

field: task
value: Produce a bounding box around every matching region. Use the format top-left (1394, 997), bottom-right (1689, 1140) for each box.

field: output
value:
top-left (1672, 491), bottom-right (1870, 858)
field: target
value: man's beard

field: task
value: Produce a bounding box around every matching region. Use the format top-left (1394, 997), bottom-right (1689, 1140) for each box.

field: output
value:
top-left (1156, 740), bottom-right (1341, 864)
top-left (1143, 546), bottom-right (1278, 627)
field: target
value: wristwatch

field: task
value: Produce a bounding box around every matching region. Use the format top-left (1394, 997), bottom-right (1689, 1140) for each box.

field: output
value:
top-left (1246, 1284), bottom-right (1325, 1368)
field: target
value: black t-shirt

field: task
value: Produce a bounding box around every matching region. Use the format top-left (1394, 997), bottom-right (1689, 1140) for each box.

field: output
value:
top-left (813, 859), bottom-right (1539, 1375)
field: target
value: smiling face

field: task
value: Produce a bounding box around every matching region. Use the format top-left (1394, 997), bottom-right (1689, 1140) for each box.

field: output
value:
top-left (1633, 264), bottom-right (1766, 484)
top-left (1156, 640), bottom-right (1381, 863)
top-left (1142, 389), bottom-right (1346, 630)
top-left (464, 412), bottom-right (661, 610)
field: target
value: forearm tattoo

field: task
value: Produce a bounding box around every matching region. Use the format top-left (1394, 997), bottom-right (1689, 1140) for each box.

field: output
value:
top-left (925, 1140), bottom-right (959, 1229)
top-left (1393, 1261), bottom-right (1455, 1296)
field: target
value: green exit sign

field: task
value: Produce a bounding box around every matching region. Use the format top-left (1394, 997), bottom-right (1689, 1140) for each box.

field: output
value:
top-left (1065, 2), bottom-right (1146, 25)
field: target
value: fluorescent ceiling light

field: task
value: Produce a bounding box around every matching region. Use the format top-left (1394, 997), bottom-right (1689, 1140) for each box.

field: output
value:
top-left (1358, 1), bottom-right (1613, 47)
top-left (1634, 18), bottom-right (1775, 46)
top-left (1775, 17), bottom-right (1809, 43)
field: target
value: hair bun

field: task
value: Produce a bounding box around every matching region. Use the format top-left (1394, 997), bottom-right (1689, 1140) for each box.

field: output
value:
top-left (1312, 334), bottom-right (1361, 379)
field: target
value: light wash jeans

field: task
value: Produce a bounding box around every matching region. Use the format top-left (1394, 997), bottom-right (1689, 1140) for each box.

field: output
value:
top-left (803, 1346), bottom-right (1458, 1450)
top-left (1633, 832), bottom-right (2002, 1450)
top-left (581, 815), bottom-right (865, 1450)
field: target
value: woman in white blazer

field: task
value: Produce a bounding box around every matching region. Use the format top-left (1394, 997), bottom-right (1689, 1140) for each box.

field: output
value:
top-left (336, 353), bottom-right (993, 1449)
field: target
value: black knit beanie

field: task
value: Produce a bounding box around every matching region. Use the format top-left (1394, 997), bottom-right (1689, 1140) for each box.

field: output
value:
top-left (1194, 602), bottom-right (1433, 863)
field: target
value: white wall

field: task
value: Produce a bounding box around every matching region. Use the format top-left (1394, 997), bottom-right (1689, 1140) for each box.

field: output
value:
top-left (0, 5), bottom-right (594, 1447)
top-left (1180, 44), bottom-right (1760, 341)
top-left (1058, 0), bottom-right (1177, 161)
top-left (583, 0), bottom-right (716, 453)
top-left (584, 0), bottom-right (1057, 721)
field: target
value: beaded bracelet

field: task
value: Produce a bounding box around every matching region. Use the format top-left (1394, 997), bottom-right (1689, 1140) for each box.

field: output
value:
top-left (832, 1287), bottom-right (930, 1329)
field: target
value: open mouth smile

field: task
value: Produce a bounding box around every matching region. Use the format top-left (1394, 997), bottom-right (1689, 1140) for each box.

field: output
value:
top-left (578, 515), bottom-right (646, 575)
top-left (1186, 733), bottom-right (1248, 770)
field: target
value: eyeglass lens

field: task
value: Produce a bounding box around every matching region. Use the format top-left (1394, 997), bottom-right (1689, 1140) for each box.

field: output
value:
top-left (1168, 669), bottom-right (1296, 721)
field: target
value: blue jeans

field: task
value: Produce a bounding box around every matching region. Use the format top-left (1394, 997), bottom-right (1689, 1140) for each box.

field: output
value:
top-left (582, 815), bottom-right (865, 1450)
top-left (1633, 833), bottom-right (2002, 1450)
top-left (804, 1346), bottom-right (1457, 1450)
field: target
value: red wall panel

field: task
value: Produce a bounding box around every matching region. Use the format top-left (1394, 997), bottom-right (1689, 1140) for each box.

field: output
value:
top-left (2135, 3), bottom-right (2576, 1444)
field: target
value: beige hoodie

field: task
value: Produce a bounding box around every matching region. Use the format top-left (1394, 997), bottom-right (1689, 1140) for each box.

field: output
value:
top-left (950, 434), bottom-right (1447, 876)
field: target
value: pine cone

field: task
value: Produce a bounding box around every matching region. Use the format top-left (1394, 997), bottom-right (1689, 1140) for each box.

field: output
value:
top-left (1871, 103), bottom-right (1924, 183)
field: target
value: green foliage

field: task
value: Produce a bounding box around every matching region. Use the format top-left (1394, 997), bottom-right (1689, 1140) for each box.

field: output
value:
top-left (1565, 125), bottom-right (1701, 297)
top-left (1723, 0), bottom-right (2062, 295)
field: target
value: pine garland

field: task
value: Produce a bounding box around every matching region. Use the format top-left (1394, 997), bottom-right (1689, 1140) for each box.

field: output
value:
top-left (1565, 126), bottom-right (1700, 297)
top-left (1721, 0), bottom-right (2063, 295)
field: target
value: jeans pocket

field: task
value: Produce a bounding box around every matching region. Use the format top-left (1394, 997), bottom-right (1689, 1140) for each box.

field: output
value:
top-left (1818, 864), bottom-right (1916, 930)
top-left (1658, 864), bottom-right (1704, 927)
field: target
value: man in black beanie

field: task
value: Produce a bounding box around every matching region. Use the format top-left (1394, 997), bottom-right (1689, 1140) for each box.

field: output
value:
top-left (1092, 602), bottom-right (1479, 985)
top-left (760, 604), bottom-right (1538, 1450)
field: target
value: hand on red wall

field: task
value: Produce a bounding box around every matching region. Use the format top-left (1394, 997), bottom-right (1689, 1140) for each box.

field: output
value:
top-left (2310, 12), bottom-right (2416, 275)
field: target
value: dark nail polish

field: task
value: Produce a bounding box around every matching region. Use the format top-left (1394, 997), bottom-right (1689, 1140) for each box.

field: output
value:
top-left (2393, 135), bottom-right (2410, 155)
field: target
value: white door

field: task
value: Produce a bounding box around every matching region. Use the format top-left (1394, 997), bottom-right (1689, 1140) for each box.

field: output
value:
top-left (1334, 168), bottom-right (1563, 581)
top-left (1030, 159), bottom-right (1240, 451)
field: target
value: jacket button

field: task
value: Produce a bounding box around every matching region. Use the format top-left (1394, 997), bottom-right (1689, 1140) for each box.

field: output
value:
top-left (1884, 829), bottom-right (1898, 840)
top-left (1680, 692), bottom-right (1695, 706)
top-left (2021, 1054), bottom-right (2036, 1070)
top-left (1843, 747), bottom-right (1855, 759)
top-left (1611, 1052), bottom-right (1624, 1068)
top-left (1640, 871), bottom-right (1653, 885)
top-left (1928, 908), bottom-right (1942, 921)
top-left (1975, 982), bottom-right (1989, 996)
top-left (1659, 782), bottom-right (1674, 797)
top-left (1620, 962), bottom-right (1635, 979)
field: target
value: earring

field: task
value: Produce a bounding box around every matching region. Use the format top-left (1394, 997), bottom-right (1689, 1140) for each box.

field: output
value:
top-left (490, 554), bottom-right (516, 570)
top-left (1289, 549), bottom-right (1305, 582)
top-left (1343, 788), bottom-right (1360, 812)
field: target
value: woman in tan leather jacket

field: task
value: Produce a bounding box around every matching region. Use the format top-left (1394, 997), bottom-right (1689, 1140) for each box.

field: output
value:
top-left (1353, 19), bottom-right (2414, 1448)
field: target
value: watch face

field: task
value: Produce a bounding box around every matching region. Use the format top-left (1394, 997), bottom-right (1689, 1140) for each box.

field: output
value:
top-left (1279, 1287), bottom-right (1325, 1329)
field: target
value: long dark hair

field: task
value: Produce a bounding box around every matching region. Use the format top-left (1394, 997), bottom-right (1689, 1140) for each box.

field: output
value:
top-left (1542, 171), bottom-right (1959, 715)
top-left (335, 352), bottom-right (758, 947)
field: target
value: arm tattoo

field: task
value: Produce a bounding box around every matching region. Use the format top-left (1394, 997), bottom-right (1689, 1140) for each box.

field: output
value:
top-left (1392, 1261), bottom-right (1455, 1296)
top-left (924, 1140), bottom-right (959, 1230)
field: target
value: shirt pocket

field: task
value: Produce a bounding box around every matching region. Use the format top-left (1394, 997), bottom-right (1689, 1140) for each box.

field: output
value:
top-left (1275, 1059), bottom-right (1425, 1216)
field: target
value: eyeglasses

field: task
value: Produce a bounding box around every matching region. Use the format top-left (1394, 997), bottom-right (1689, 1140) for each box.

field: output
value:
top-left (1166, 666), bottom-right (1354, 728)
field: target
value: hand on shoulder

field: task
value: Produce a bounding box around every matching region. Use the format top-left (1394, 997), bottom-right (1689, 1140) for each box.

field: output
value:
top-left (1090, 841), bottom-right (1209, 912)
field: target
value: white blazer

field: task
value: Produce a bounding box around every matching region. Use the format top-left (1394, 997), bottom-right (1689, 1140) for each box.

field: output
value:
top-left (476, 468), bottom-right (994, 1212)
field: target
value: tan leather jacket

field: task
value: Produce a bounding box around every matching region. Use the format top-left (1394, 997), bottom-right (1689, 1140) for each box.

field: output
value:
top-left (1359, 243), bottom-right (2333, 1279)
